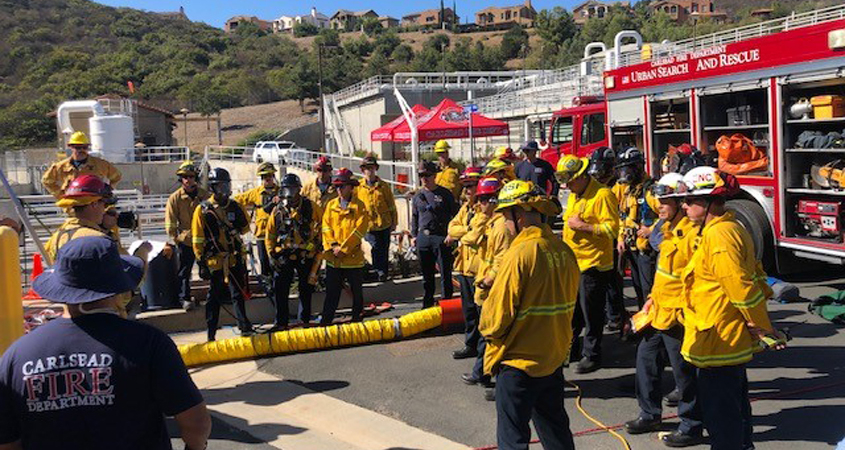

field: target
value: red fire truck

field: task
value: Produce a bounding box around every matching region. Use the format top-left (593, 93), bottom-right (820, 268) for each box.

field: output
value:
top-left (543, 8), bottom-right (845, 270)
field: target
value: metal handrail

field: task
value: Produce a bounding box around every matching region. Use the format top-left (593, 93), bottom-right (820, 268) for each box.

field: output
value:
top-left (286, 148), bottom-right (416, 189)
top-left (129, 146), bottom-right (191, 162)
top-left (617, 4), bottom-right (845, 68)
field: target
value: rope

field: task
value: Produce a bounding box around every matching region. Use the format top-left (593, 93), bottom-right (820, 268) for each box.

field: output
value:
top-left (566, 379), bottom-right (632, 450)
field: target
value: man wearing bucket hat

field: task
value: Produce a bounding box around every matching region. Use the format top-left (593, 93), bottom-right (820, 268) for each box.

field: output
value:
top-left (320, 168), bottom-right (370, 324)
top-left (479, 179), bottom-right (578, 450)
top-left (0, 237), bottom-right (211, 450)
top-left (41, 131), bottom-right (122, 199)
top-left (433, 140), bottom-right (463, 199)
top-left (675, 167), bottom-right (785, 450)
top-left (356, 154), bottom-right (398, 282)
top-left (556, 155), bottom-right (620, 374)
top-left (165, 161), bottom-right (210, 310)
top-left (515, 141), bottom-right (559, 197)
top-left (412, 161), bottom-right (458, 308)
top-left (624, 173), bottom-right (704, 446)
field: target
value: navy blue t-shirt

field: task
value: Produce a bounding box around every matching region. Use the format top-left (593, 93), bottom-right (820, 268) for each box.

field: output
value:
top-left (0, 314), bottom-right (203, 449)
top-left (515, 158), bottom-right (559, 197)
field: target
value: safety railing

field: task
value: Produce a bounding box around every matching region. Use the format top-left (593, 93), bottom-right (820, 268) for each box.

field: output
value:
top-left (129, 146), bottom-right (192, 163)
top-left (204, 145), bottom-right (253, 162)
top-left (286, 148), bottom-right (416, 190)
top-left (617, 4), bottom-right (845, 68)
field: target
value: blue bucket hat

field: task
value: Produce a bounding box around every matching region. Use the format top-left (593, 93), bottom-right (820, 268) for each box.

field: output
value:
top-left (519, 140), bottom-right (540, 152)
top-left (33, 236), bottom-right (144, 304)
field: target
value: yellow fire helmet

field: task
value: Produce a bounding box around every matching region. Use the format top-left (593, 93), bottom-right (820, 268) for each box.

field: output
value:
top-left (434, 139), bottom-right (451, 153)
top-left (176, 160), bottom-right (198, 176)
top-left (257, 162), bottom-right (277, 176)
top-left (495, 179), bottom-right (561, 217)
top-left (67, 131), bottom-right (90, 146)
top-left (555, 155), bottom-right (589, 185)
top-left (483, 158), bottom-right (516, 181)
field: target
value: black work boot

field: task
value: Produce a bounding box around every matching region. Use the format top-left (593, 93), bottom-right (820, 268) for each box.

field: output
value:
top-left (661, 430), bottom-right (704, 447)
top-left (624, 417), bottom-right (662, 435)
top-left (452, 346), bottom-right (479, 359)
top-left (574, 357), bottom-right (601, 374)
top-left (664, 389), bottom-right (681, 407)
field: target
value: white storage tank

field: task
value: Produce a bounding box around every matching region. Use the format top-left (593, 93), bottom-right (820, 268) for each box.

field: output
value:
top-left (89, 114), bottom-right (134, 163)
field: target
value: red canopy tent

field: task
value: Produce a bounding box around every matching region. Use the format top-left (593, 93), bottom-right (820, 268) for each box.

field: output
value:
top-left (392, 98), bottom-right (509, 142)
top-left (370, 104), bottom-right (430, 141)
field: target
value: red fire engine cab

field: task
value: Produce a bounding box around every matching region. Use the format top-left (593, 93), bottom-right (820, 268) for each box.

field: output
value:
top-left (544, 8), bottom-right (845, 270)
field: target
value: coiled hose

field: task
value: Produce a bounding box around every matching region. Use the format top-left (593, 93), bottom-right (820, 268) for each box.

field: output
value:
top-left (179, 306), bottom-right (443, 367)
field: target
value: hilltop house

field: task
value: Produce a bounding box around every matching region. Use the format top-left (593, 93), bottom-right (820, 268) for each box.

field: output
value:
top-left (273, 7), bottom-right (330, 33)
top-left (401, 8), bottom-right (459, 28)
top-left (475, 0), bottom-right (537, 29)
top-left (650, 0), bottom-right (727, 22)
top-left (330, 9), bottom-right (379, 31)
top-left (572, 0), bottom-right (630, 24)
top-left (224, 15), bottom-right (272, 33)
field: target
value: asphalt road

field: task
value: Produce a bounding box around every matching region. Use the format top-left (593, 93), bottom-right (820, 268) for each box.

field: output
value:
top-left (176, 271), bottom-right (845, 449)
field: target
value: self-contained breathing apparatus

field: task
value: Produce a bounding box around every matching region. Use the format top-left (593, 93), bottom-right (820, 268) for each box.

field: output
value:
top-left (198, 168), bottom-right (249, 279)
top-left (270, 174), bottom-right (315, 266)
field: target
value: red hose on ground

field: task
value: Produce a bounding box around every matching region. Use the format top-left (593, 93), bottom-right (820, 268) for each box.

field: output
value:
top-left (470, 379), bottom-right (845, 450)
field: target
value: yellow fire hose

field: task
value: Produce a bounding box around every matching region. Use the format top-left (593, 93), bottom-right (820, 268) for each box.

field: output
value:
top-left (179, 306), bottom-right (443, 368)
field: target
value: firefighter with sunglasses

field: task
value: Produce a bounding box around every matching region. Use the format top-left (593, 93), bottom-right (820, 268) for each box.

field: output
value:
top-left (234, 162), bottom-right (281, 293)
top-left (191, 168), bottom-right (253, 341)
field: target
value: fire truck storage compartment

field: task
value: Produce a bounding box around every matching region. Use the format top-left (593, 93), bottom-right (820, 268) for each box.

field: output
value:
top-left (781, 73), bottom-right (845, 246)
top-left (699, 87), bottom-right (771, 177)
top-left (649, 96), bottom-right (691, 176)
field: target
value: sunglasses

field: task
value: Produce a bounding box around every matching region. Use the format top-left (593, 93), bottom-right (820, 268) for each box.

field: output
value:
top-left (477, 195), bottom-right (497, 204)
top-left (180, 175), bottom-right (196, 180)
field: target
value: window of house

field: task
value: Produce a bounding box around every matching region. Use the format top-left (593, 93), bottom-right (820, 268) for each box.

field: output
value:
top-left (505, 11), bottom-right (511, 19)
top-left (710, 3), bottom-right (714, 12)
top-left (552, 117), bottom-right (574, 144)
top-left (671, 6), bottom-right (677, 13)
top-left (581, 113), bottom-right (606, 145)
top-left (598, 7), bottom-right (605, 18)
top-left (581, 10), bottom-right (587, 17)
top-left (692, 4), bottom-right (699, 12)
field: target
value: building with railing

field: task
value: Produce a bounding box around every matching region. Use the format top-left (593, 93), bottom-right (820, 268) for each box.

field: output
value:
top-left (224, 15), bottom-right (272, 33)
top-left (476, 0), bottom-right (537, 29)
top-left (572, 0), bottom-right (631, 25)
top-left (401, 8), bottom-right (459, 28)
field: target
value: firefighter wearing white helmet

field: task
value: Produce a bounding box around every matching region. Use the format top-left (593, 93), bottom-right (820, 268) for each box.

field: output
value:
top-left (676, 166), bottom-right (784, 450)
top-left (42, 131), bottom-right (122, 199)
top-left (434, 139), bottom-right (462, 199)
top-left (557, 155), bottom-right (620, 374)
top-left (624, 172), bottom-right (703, 446)
top-left (478, 179), bottom-right (578, 450)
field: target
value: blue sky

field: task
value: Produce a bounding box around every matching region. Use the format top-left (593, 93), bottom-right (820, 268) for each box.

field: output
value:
top-left (95, 0), bottom-right (583, 28)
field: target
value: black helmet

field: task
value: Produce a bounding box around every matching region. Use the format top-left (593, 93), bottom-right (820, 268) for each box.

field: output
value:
top-left (207, 167), bottom-right (232, 184)
top-left (615, 147), bottom-right (645, 168)
top-left (588, 147), bottom-right (616, 181)
top-left (207, 168), bottom-right (232, 196)
top-left (281, 173), bottom-right (302, 188)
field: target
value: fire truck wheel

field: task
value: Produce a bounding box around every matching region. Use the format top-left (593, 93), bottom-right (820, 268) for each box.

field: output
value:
top-left (727, 199), bottom-right (775, 272)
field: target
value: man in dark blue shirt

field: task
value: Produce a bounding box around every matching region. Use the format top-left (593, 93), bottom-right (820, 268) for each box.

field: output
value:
top-left (0, 237), bottom-right (211, 450)
top-left (515, 141), bottom-right (559, 197)
top-left (411, 161), bottom-right (458, 308)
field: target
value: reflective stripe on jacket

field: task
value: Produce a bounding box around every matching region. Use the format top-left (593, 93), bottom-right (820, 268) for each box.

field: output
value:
top-left (617, 179), bottom-right (661, 252)
top-left (650, 217), bottom-right (696, 330)
top-left (479, 224), bottom-right (580, 377)
top-left (355, 178), bottom-right (397, 232)
top-left (680, 211), bottom-right (774, 368)
top-left (321, 197), bottom-right (370, 268)
top-left (165, 187), bottom-right (210, 245)
top-left (41, 156), bottom-right (122, 199)
top-left (191, 197), bottom-right (250, 271)
top-left (562, 178), bottom-right (619, 272)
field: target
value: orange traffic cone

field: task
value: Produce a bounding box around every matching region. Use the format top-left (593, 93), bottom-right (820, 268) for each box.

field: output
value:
top-left (22, 253), bottom-right (43, 300)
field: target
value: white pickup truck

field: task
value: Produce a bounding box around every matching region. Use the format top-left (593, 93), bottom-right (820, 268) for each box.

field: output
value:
top-left (251, 141), bottom-right (307, 165)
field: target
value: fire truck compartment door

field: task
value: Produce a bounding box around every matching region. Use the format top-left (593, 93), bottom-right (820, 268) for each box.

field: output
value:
top-left (608, 97), bottom-right (644, 128)
top-left (781, 68), bottom-right (843, 86)
top-left (647, 90), bottom-right (688, 102)
top-left (696, 78), bottom-right (767, 96)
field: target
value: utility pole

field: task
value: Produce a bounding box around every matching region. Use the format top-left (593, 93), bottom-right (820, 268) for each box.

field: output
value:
top-left (180, 108), bottom-right (189, 148)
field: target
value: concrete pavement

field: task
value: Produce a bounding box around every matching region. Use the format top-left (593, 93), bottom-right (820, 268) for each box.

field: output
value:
top-left (170, 273), bottom-right (845, 449)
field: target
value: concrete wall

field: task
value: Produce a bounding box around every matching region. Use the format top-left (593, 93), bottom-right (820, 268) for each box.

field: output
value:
top-left (137, 109), bottom-right (173, 146)
top-left (281, 122), bottom-right (321, 150)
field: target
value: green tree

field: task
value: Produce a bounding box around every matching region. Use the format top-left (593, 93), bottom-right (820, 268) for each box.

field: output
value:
top-left (361, 17), bottom-right (383, 36)
top-left (267, 57), bottom-right (318, 110)
top-left (424, 34), bottom-right (451, 53)
top-left (391, 44), bottom-right (414, 63)
top-left (314, 28), bottom-right (340, 47)
top-left (500, 24), bottom-right (529, 59)
top-left (293, 21), bottom-right (319, 37)
top-left (534, 7), bottom-right (577, 50)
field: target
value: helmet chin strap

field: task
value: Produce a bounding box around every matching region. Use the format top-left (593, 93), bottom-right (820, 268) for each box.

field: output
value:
top-left (509, 208), bottom-right (521, 236)
top-left (697, 199), bottom-right (713, 236)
